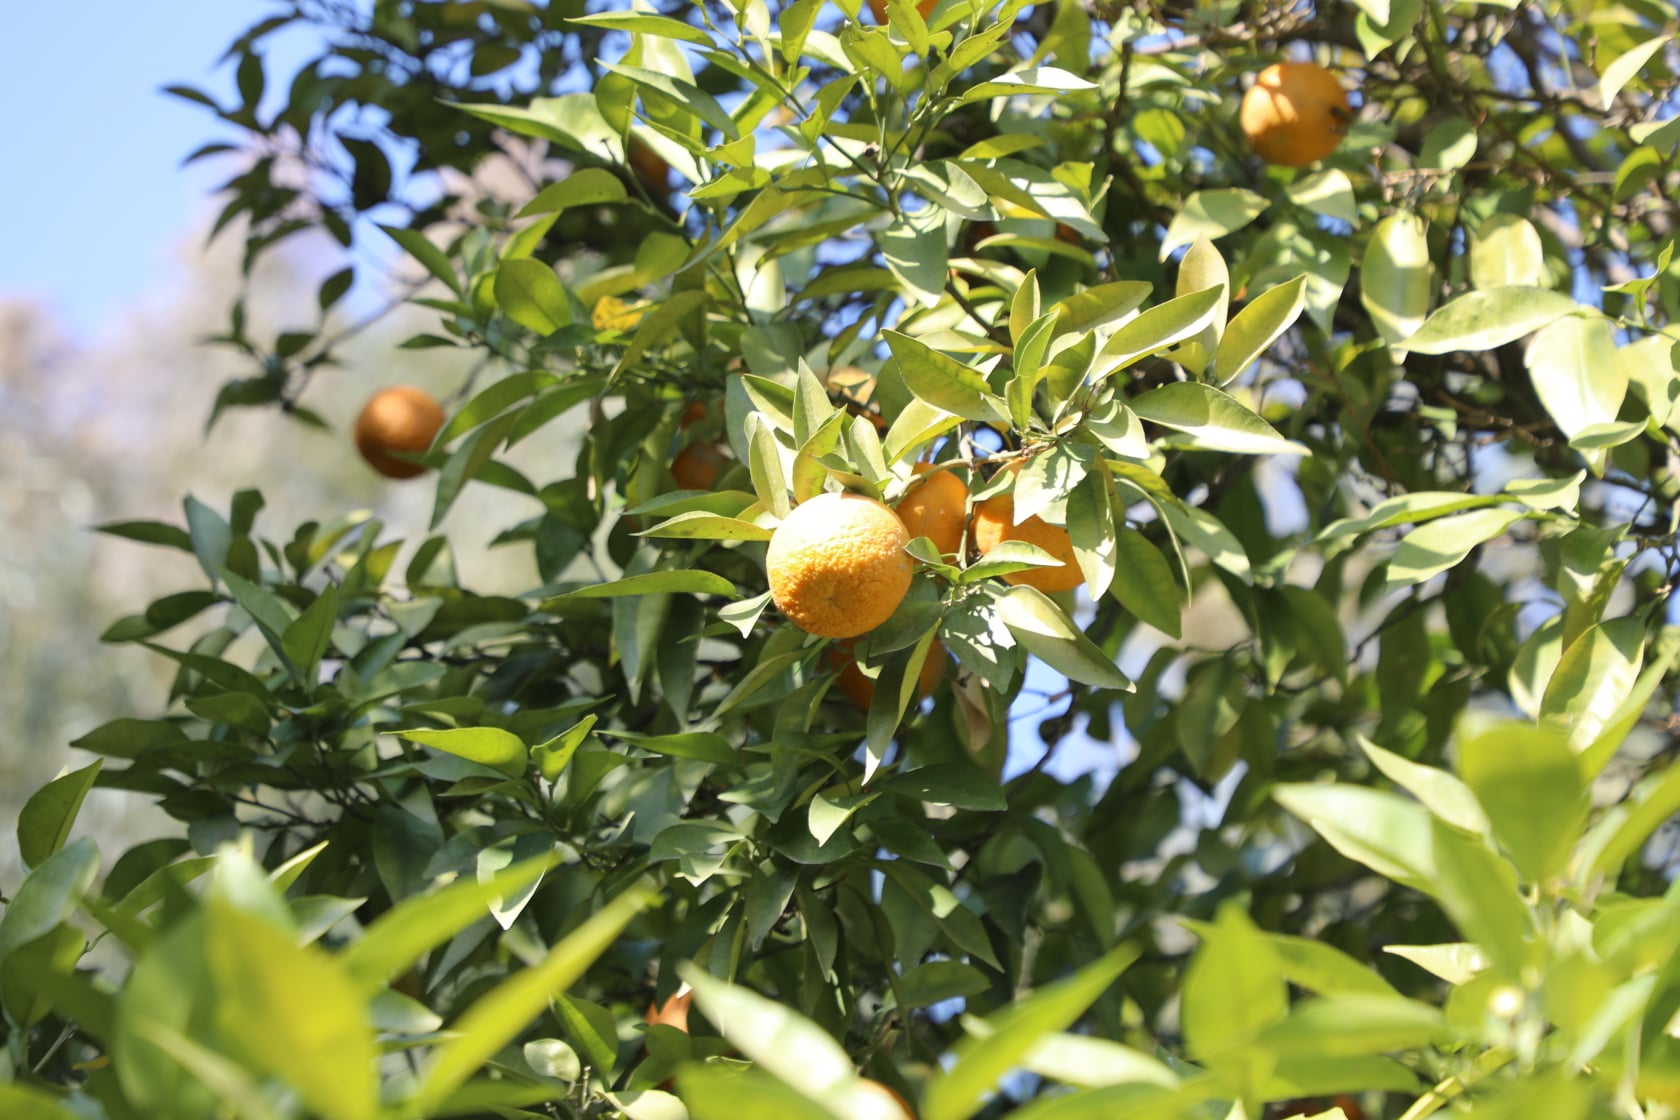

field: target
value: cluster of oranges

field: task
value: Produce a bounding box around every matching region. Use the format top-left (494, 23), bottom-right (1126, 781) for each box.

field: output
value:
top-left (763, 452), bottom-right (1087, 710)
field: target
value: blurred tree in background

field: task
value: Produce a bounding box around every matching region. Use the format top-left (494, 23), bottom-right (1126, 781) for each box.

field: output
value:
top-left (5, 1), bottom-right (1680, 1118)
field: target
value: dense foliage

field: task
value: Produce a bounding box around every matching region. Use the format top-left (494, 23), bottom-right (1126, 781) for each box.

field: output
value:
top-left (5, 1), bottom-right (1680, 1117)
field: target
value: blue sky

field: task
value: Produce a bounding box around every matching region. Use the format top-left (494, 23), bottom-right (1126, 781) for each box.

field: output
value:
top-left (0, 2), bottom-right (314, 337)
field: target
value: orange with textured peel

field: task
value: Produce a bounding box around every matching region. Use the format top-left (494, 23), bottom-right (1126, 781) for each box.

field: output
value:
top-left (970, 462), bottom-right (1083, 594)
top-left (767, 492), bottom-right (913, 639)
top-left (671, 441), bottom-right (729, 491)
top-left (354, 385), bottom-right (446, 479)
top-left (827, 638), bottom-right (945, 710)
top-left (896, 464), bottom-right (968, 560)
top-left (1239, 62), bottom-right (1352, 168)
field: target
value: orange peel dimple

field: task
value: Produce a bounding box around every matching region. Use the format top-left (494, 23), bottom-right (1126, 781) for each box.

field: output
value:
top-left (767, 492), bottom-right (914, 639)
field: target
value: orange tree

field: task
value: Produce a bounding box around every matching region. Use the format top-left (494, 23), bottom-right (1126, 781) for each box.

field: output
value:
top-left (6, 1), bottom-right (1680, 1118)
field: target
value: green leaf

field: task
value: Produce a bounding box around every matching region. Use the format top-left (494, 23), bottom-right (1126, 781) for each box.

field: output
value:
top-left (17, 760), bottom-right (102, 870)
top-left (1469, 215), bottom-right (1545, 290)
top-left (207, 900), bottom-right (378, 1120)
top-left (531, 715), bottom-right (596, 782)
top-left (1584, 757), bottom-right (1680, 880)
top-left (639, 511), bottom-right (774, 541)
top-left (609, 730), bottom-right (738, 765)
top-left (1265, 932), bottom-right (1402, 999)
top-left (437, 370), bottom-right (557, 446)
top-left (1317, 490), bottom-right (1500, 543)
top-left (1130, 382), bottom-right (1308, 455)
top-left (1285, 168), bottom-right (1357, 223)
top-left (1160, 189), bottom-right (1269, 260)
top-left (600, 63), bottom-right (740, 141)
top-left (882, 207), bottom-right (949, 308)
top-left (183, 494), bottom-right (232, 587)
top-left (381, 224), bottom-right (462, 294)
top-left (1211, 275), bottom-right (1307, 383)
top-left (397, 727), bottom-right (528, 779)
top-left (1050, 280), bottom-right (1152, 336)
top-left (1021, 1033), bottom-right (1179, 1090)
top-left (1419, 117), bottom-right (1477, 171)
top-left (552, 994), bottom-right (618, 1077)
top-left (1427, 818), bottom-right (1534, 982)
top-left (1456, 717), bottom-right (1584, 883)
top-left (568, 11), bottom-right (713, 44)
top-left (495, 258), bottom-right (573, 336)
top-left (0, 1084), bottom-right (81, 1120)
top-left (1273, 784), bottom-right (1436, 894)
top-left (882, 763), bottom-right (1006, 811)
top-left (1110, 530), bottom-right (1182, 638)
top-left (1526, 313), bottom-right (1626, 442)
top-left (678, 1065), bottom-right (838, 1120)
top-left (746, 413), bottom-right (792, 519)
top-left (680, 967), bottom-right (879, 1113)
top-left (1382, 942), bottom-right (1486, 985)
top-left (1542, 617), bottom-right (1645, 753)
top-left (281, 584), bottom-right (337, 689)
top-left (546, 570), bottom-right (736, 600)
top-left (1361, 213), bottom-right (1433, 351)
top-left (97, 519), bottom-right (195, 552)
top-left (1158, 499), bottom-right (1251, 582)
top-left (921, 944), bottom-right (1139, 1120)
top-left (415, 884), bottom-right (654, 1111)
top-left (1168, 237), bottom-right (1228, 376)
top-left (898, 960), bottom-right (993, 1008)
top-left (1600, 35), bottom-right (1673, 107)
top-left (886, 331), bottom-right (1009, 424)
top-left (997, 586), bottom-right (1133, 690)
top-left (1385, 508), bottom-right (1523, 591)
top-left (1180, 904), bottom-right (1284, 1098)
top-left (0, 839), bottom-right (99, 970)
top-left (1256, 994), bottom-right (1446, 1058)
top-left (1359, 737), bottom-right (1488, 836)
top-left (1094, 285), bottom-right (1225, 378)
top-left (1404, 286), bottom-right (1577, 354)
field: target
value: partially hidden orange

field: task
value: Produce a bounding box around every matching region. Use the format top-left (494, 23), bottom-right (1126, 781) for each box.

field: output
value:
top-left (969, 461), bottom-right (1084, 594)
top-left (354, 385), bottom-right (446, 479)
top-left (1239, 61), bottom-right (1352, 168)
top-left (671, 440), bottom-right (729, 491)
top-left (868, 0), bottom-right (937, 22)
top-left (767, 492), bottom-right (913, 639)
top-left (645, 988), bottom-right (693, 1033)
top-left (827, 637), bottom-right (945, 710)
top-left (627, 139), bottom-right (672, 194)
top-left (895, 464), bottom-right (968, 560)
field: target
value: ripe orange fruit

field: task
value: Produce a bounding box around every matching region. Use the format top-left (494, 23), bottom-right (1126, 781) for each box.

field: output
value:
top-left (1239, 61), bottom-right (1352, 168)
top-left (767, 492), bottom-right (913, 639)
top-left (896, 464), bottom-right (968, 559)
top-left (671, 440), bottom-right (729, 491)
top-left (827, 638), bottom-right (945, 710)
top-left (645, 988), bottom-right (692, 1033)
top-left (627, 139), bottom-right (671, 194)
top-left (856, 1079), bottom-right (916, 1119)
top-left (970, 463), bottom-right (1083, 594)
top-left (868, 0), bottom-right (937, 22)
top-left (354, 385), bottom-right (446, 479)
